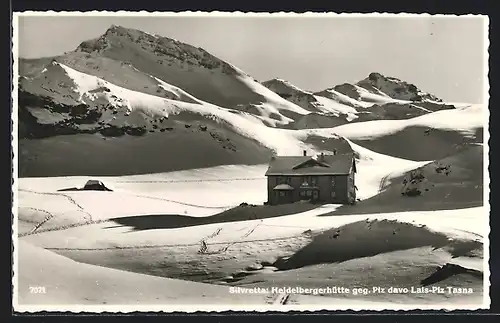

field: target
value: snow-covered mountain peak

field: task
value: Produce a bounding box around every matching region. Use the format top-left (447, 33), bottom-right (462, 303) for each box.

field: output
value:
top-left (356, 72), bottom-right (442, 102)
top-left (262, 78), bottom-right (312, 96)
top-left (76, 25), bottom-right (239, 75)
top-left (261, 78), bottom-right (322, 112)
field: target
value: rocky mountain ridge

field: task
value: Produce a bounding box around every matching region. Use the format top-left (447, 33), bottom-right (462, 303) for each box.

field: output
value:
top-left (17, 25), bottom-right (468, 177)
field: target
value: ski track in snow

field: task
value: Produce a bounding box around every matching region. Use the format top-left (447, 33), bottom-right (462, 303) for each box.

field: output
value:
top-left (19, 189), bottom-right (88, 213)
top-left (42, 233), bottom-right (306, 251)
top-left (17, 190), bottom-right (237, 237)
top-left (115, 191), bottom-right (236, 210)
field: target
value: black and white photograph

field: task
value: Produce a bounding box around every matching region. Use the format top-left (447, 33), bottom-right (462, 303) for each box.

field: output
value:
top-left (12, 12), bottom-right (489, 312)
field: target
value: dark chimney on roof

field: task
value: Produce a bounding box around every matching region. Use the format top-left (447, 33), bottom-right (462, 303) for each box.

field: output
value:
top-left (333, 149), bottom-right (337, 155)
top-left (303, 150), bottom-right (307, 156)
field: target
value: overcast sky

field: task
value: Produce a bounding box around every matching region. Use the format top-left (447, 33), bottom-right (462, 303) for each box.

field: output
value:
top-left (17, 14), bottom-right (488, 103)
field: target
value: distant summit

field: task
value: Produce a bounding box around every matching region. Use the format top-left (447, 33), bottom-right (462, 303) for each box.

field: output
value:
top-left (261, 78), bottom-right (321, 112)
top-left (76, 25), bottom-right (237, 74)
top-left (356, 72), bottom-right (442, 102)
top-left (262, 73), bottom-right (452, 126)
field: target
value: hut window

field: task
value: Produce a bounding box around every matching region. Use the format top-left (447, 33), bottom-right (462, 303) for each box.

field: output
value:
top-left (277, 176), bottom-right (291, 185)
top-left (303, 176), bottom-right (317, 186)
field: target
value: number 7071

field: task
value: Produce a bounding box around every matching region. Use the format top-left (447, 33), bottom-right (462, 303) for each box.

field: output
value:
top-left (29, 286), bottom-right (46, 294)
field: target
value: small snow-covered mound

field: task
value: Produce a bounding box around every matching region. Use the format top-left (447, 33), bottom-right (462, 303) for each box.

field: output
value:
top-left (274, 219), bottom-right (477, 271)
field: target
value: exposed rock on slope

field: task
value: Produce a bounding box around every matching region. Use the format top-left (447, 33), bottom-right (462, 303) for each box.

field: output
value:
top-left (333, 83), bottom-right (362, 100)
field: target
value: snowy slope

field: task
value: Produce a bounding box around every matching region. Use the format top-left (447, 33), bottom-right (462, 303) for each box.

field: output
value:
top-left (16, 240), bottom-right (271, 308)
top-left (17, 140), bottom-right (429, 235)
top-left (16, 137), bottom-right (487, 309)
top-left (313, 95), bottom-right (359, 121)
top-left (235, 76), bottom-right (311, 118)
top-left (314, 88), bottom-right (373, 109)
top-left (19, 60), bottom-right (322, 177)
top-left (292, 104), bottom-right (484, 161)
top-left (17, 240), bottom-right (417, 311)
top-left (57, 63), bottom-right (310, 155)
top-left (18, 151), bottom-right (486, 309)
top-left (353, 84), bottom-right (412, 105)
top-left (297, 104), bottom-right (484, 141)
